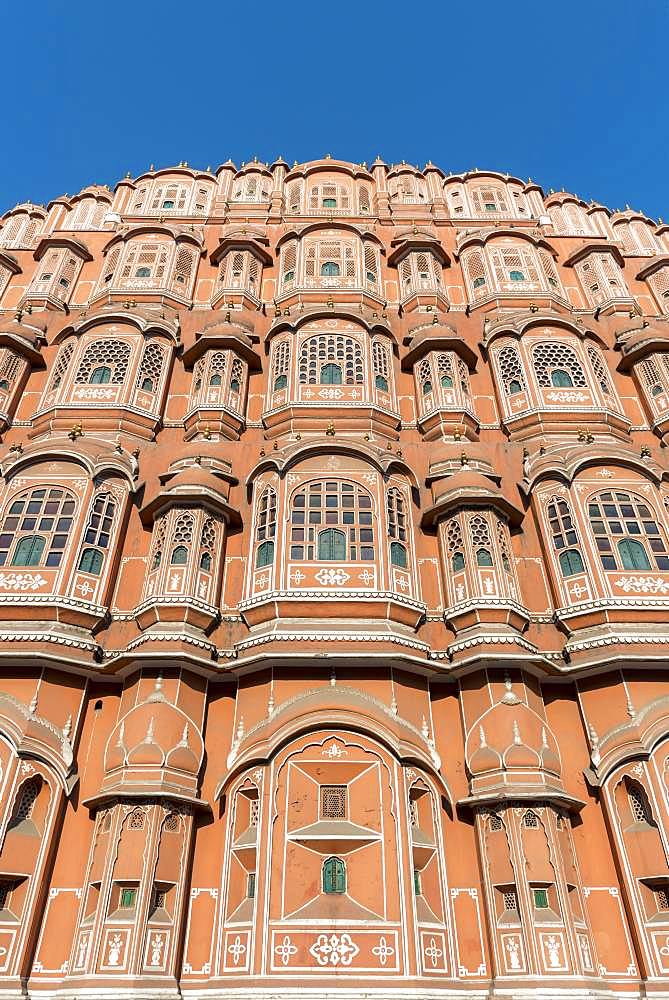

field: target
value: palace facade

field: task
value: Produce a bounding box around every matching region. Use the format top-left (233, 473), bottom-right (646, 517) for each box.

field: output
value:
top-left (0, 157), bottom-right (668, 1000)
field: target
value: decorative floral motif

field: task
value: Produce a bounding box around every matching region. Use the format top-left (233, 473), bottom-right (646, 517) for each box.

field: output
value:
top-left (545, 390), bottom-right (589, 402)
top-left (309, 932), bottom-right (359, 967)
top-left (274, 935), bottom-right (297, 966)
top-left (314, 568), bottom-right (350, 586)
top-left (424, 936), bottom-right (443, 968)
top-left (149, 933), bottom-right (164, 967)
top-left (0, 573), bottom-right (47, 591)
top-left (372, 936), bottom-right (395, 966)
top-left (614, 576), bottom-right (669, 594)
top-left (227, 935), bottom-right (246, 966)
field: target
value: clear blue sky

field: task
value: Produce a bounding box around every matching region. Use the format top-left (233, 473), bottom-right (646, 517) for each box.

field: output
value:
top-left (5, 0), bottom-right (667, 220)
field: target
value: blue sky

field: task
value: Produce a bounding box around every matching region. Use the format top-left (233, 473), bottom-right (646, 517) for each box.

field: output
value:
top-left (5, 0), bottom-right (668, 219)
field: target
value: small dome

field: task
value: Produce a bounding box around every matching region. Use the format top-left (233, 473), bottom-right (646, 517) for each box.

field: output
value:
top-left (105, 677), bottom-right (204, 781)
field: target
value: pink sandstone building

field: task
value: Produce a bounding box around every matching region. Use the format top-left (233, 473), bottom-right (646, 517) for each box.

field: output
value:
top-left (0, 156), bottom-right (668, 1000)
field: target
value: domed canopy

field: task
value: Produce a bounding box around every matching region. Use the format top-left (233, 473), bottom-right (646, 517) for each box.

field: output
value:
top-left (89, 676), bottom-right (206, 808)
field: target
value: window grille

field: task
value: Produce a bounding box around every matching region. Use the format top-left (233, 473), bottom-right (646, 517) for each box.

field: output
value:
top-left (308, 181), bottom-right (351, 211)
top-left (488, 245), bottom-right (541, 289)
top-left (67, 199), bottom-right (107, 231)
top-left (172, 246), bottom-right (196, 293)
top-left (503, 889), bottom-right (518, 910)
top-left (149, 515), bottom-right (167, 571)
top-left (648, 267), bottom-right (669, 312)
top-left (230, 357), bottom-right (244, 397)
top-left (272, 340), bottom-right (290, 391)
top-left (576, 253), bottom-right (629, 306)
top-left (372, 340), bottom-right (391, 391)
top-left (471, 186), bottom-right (508, 214)
top-left (409, 798), bottom-right (419, 827)
top-left (456, 356), bottom-right (471, 395)
top-left (489, 814), bottom-right (502, 831)
top-left (496, 517), bottom-right (514, 574)
top-left (303, 238), bottom-right (357, 286)
top-left (589, 490), bottom-right (669, 572)
top-left (496, 345), bottom-right (526, 395)
top-left (247, 873), bottom-right (256, 898)
top-left (250, 798), bottom-right (260, 827)
top-left (152, 888), bottom-right (167, 910)
top-left (136, 342), bottom-right (166, 394)
top-left (0, 349), bottom-right (23, 392)
top-left (656, 887), bottom-right (669, 910)
top-left (523, 810), bottom-right (539, 828)
top-left (256, 487), bottom-right (277, 542)
top-left (547, 496), bottom-right (584, 578)
top-left (289, 480), bottom-right (374, 562)
top-left (586, 345), bottom-right (613, 397)
top-left (387, 488), bottom-right (407, 541)
top-left (0, 882), bottom-right (13, 911)
top-left (0, 214), bottom-right (42, 248)
top-left (320, 785), bottom-right (347, 819)
top-left (628, 784), bottom-right (653, 824)
top-left (414, 870), bottom-right (421, 895)
top-left (363, 242), bottom-right (379, 288)
top-left (298, 334), bottom-right (363, 385)
top-left (199, 517), bottom-right (216, 573)
top-left (173, 512), bottom-right (194, 548)
top-left (78, 492), bottom-right (116, 575)
top-left (13, 777), bottom-right (41, 821)
top-left (437, 353), bottom-right (454, 389)
top-left (532, 343), bottom-right (587, 389)
top-left (446, 516), bottom-right (465, 571)
top-left (0, 486), bottom-right (76, 568)
top-left (75, 340), bottom-right (131, 385)
top-left (129, 809), bottom-right (145, 830)
top-left (281, 240), bottom-right (298, 289)
top-left (286, 180), bottom-right (303, 213)
top-left (638, 357), bottom-right (665, 398)
top-left (164, 813), bottom-right (179, 832)
top-left (464, 249), bottom-right (487, 298)
top-left (417, 357), bottom-right (433, 395)
top-left (359, 185), bottom-right (371, 213)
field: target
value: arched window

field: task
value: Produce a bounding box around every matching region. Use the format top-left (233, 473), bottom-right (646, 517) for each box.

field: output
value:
top-left (322, 857), bottom-right (346, 894)
top-left (75, 340), bottom-right (131, 386)
top-left (532, 343), bottom-right (587, 389)
top-left (320, 261), bottom-right (340, 277)
top-left (290, 481), bottom-right (374, 561)
top-left (497, 345), bottom-right (526, 396)
top-left (90, 366), bottom-right (111, 385)
top-left (470, 515), bottom-right (493, 564)
top-left (49, 342), bottom-right (75, 392)
top-left (200, 552), bottom-right (212, 571)
top-left (559, 549), bottom-right (584, 577)
top-left (136, 266), bottom-right (151, 278)
top-left (210, 374), bottom-right (222, 387)
top-left (162, 512), bottom-right (194, 570)
top-left (0, 487), bottom-right (76, 568)
top-left (321, 363), bottom-right (342, 385)
top-left (588, 490), bottom-right (669, 571)
top-left (446, 517), bottom-right (465, 573)
top-left (628, 782), bottom-right (654, 825)
top-left (255, 486), bottom-right (276, 568)
top-left (10, 776), bottom-right (42, 829)
top-left (271, 340), bottom-right (290, 393)
top-left (256, 540), bottom-right (274, 568)
top-left (390, 541), bottom-right (408, 568)
top-left (12, 535), bottom-right (45, 566)
top-left (387, 488), bottom-right (407, 543)
top-left (523, 810), bottom-right (539, 828)
top-left (318, 527), bottom-right (346, 560)
top-left (618, 538), bottom-right (651, 570)
top-left (136, 342), bottom-right (166, 398)
top-left (78, 548), bottom-right (103, 574)
top-left (372, 340), bottom-right (391, 393)
top-left (298, 335), bottom-right (363, 386)
top-left (509, 269), bottom-right (525, 281)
